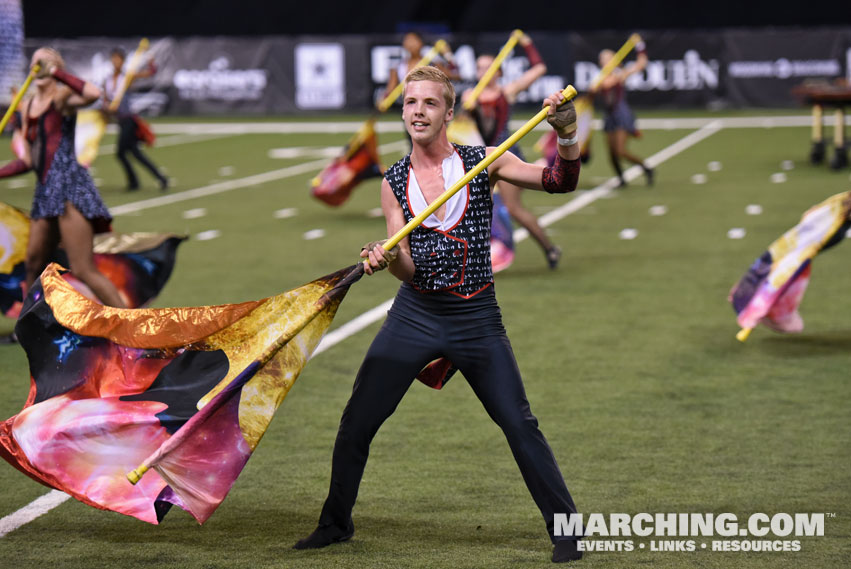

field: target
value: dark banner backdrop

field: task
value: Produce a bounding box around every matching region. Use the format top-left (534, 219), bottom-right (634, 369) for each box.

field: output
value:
top-left (23, 28), bottom-right (851, 116)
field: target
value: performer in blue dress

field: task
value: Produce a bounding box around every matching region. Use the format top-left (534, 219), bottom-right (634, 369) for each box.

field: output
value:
top-left (591, 41), bottom-right (653, 187)
top-left (0, 47), bottom-right (126, 308)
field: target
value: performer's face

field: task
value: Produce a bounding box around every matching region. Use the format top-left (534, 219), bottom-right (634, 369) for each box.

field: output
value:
top-left (403, 33), bottom-right (424, 56)
top-left (111, 54), bottom-right (125, 72)
top-left (402, 80), bottom-right (453, 145)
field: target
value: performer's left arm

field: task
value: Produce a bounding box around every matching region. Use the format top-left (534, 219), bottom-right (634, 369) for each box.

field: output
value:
top-left (487, 91), bottom-right (580, 193)
top-left (622, 39), bottom-right (648, 79)
top-left (47, 65), bottom-right (101, 109)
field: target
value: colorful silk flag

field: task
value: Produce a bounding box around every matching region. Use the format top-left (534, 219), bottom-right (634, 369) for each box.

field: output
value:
top-left (729, 191), bottom-right (851, 333)
top-left (1, 202), bottom-right (186, 317)
top-left (1, 262), bottom-right (363, 524)
top-left (311, 118), bottom-right (383, 206)
top-left (535, 95), bottom-right (594, 165)
top-left (490, 191), bottom-right (515, 273)
top-left (75, 109), bottom-right (108, 168)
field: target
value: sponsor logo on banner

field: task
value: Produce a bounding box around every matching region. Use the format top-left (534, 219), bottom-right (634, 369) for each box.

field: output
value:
top-left (295, 43), bottom-right (345, 109)
top-left (173, 56), bottom-right (267, 101)
top-left (728, 58), bottom-right (841, 79)
top-left (574, 50), bottom-right (720, 92)
top-left (368, 43), bottom-right (559, 105)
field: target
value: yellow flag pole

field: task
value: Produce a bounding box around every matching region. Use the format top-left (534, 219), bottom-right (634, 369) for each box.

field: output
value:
top-left (0, 64), bottom-right (40, 134)
top-left (462, 29), bottom-right (523, 111)
top-left (589, 33), bottom-right (642, 91)
top-left (108, 38), bottom-right (150, 112)
top-left (377, 39), bottom-right (450, 113)
top-left (736, 327), bottom-right (753, 342)
top-left (375, 84), bottom-right (577, 257)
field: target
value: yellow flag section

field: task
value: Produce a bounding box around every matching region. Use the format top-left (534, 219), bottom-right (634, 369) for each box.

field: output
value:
top-left (766, 192), bottom-right (850, 288)
top-left (0, 202), bottom-right (28, 275)
top-left (447, 113), bottom-right (486, 146)
top-left (75, 110), bottom-right (108, 167)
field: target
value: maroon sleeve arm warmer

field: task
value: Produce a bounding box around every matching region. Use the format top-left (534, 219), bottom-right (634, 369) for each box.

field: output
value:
top-left (522, 40), bottom-right (544, 68)
top-left (0, 159), bottom-right (31, 179)
top-left (542, 154), bottom-right (580, 194)
top-left (52, 68), bottom-right (86, 95)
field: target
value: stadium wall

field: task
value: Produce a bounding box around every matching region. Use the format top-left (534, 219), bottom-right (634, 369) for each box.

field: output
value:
top-left (20, 28), bottom-right (851, 115)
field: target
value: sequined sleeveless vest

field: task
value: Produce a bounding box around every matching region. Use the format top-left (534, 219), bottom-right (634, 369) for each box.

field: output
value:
top-left (384, 144), bottom-right (494, 298)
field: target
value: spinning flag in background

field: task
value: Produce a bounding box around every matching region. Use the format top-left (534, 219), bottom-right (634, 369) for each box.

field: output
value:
top-left (729, 191), bottom-right (851, 334)
top-left (75, 110), bottom-right (108, 168)
top-left (311, 118), bottom-right (383, 206)
top-left (1, 262), bottom-right (363, 524)
top-left (0, 202), bottom-right (186, 318)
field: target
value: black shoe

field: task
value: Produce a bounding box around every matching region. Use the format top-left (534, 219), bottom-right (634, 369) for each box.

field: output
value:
top-left (644, 165), bottom-right (654, 186)
top-left (158, 176), bottom-right (169, 192)
top-left (293, 524), bottom-right (354, 550)
top-left (552, 540), bottom-right (582, 563)
top-left (0, 332), bottom-right (18, 345)
top-left (127, 182), bottom-right (140, 192)
top-left (616, 177), bottom-right (627, 188)
top-left (546, 246), bottom-right (562, 270)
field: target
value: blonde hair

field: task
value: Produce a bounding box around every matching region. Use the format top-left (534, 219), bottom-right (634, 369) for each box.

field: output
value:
top-left (33, 47), bottom-right (66, 70)
top-left (404, 66), bottom-right (455, 110)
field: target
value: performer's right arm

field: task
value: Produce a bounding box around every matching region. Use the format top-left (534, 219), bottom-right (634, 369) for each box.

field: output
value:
top-left (0, 117), bottom-right (31, 178)
top-left (361, 178), bottom-right (415, 280)
top-left (0, 158), bottom-right (30, 179)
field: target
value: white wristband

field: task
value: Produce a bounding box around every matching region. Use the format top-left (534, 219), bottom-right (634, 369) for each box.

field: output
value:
top-left (557, 133), bottom-right (579, 147)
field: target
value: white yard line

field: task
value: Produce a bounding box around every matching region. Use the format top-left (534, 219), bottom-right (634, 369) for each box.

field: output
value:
top-left (0, 490), bottom-right (70, 538)
top-left (97, 133), bottom-right (237, 155)
top-left (142, 114), bottom-right (848, 136)
top-left (108, 140), bottom-right (409, 216)
top-left (1, 123), bottom-right (722, 537)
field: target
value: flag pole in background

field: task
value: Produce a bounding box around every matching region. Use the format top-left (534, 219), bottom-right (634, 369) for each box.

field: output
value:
top-left (0, 64), bottom-right (39, 134)
top-left (462, 29), bottom-right (523, 111)
top-left (590, 33), bottom-right (642, 91)
top-left (447, 30), bottom-right (522, 147)
top-left (108, 38), bottom-right (150, 112)
top-left (376, 39), bottom-right (450, 113)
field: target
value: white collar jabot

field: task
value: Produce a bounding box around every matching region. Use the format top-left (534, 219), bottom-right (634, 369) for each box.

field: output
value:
top-left (407, 150), bottom-right (469, 230)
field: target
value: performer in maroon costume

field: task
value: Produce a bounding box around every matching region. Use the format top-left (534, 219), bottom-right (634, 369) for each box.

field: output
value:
top-left (0, 47), bottom-right (126, 309)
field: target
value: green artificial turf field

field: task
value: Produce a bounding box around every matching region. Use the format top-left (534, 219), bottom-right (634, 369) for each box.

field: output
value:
top-left (1, 111), bottom-right (849, 568)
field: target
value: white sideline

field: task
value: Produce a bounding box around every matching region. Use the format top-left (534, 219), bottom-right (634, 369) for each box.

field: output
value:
top-left (143, 114), bottom-right (846, 136)
top-left (108, 140), bottom-right (409, 216)
top-left (97, 132), bottom-right (236, 155)
top-left (0, 122), bottom-right (722, 537)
